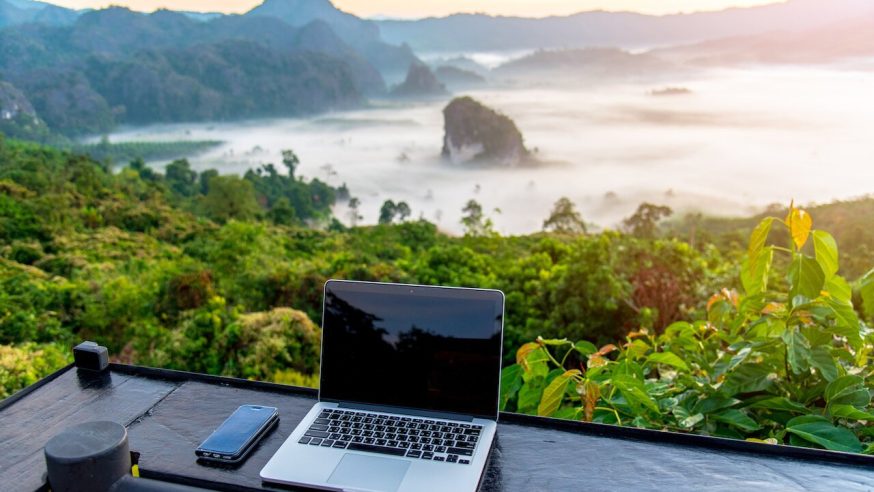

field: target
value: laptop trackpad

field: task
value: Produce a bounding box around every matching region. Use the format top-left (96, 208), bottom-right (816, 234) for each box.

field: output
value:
top-left (327, 453), bottom-right (410, 491)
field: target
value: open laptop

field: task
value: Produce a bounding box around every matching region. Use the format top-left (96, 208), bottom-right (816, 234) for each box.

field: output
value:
top-left (261, 280), bottom-right (504, 492)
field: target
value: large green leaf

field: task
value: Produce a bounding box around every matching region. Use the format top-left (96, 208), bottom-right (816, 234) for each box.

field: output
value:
top-left (693, 396), bottom-right (741, 415)
top-left (499, 364), bottom-right (524, 411)
top-left (517, 378), bottom-right (546, 414)
top-left (787, 255), bottom-right (825, 304)
top-left (808, 346), bottom-right (838, 382)
top-left (712, 408), bottom-right (761, 432)
top-left (830, 404), bottom-right (874, 421)
top-left (746, 396), bottom-right (809, 414)
top-left (859, 268), bottom-right (874, 320)
top-left (723, 364), bottom-right (774, 395)
top-left (825, 375), bottom-right (870, 408)
top-left (825, 275), bottom-right (852, 303)
top-left (786, 415), bottom-right (862, 453)
top-left (537, 369), bottom-right (580, 417)
top-left (647, 351), bottom-right (690, 372)
top-left (824, 296), bottom-right (863, 350)
top-left (812, 230), bottom-right (839, 279)
top-left (741, 247), bottom-right (773, 297)
top-left (537, 336), bottom-right (570, 346)
top-left (612, 374), bottom-right (659, 413)
top-left (747, 217), bottom-right (774, 268)
top-left (574, 340), bottom-right (598, 356)
top-left (782, 329), bottom-right (810, 375)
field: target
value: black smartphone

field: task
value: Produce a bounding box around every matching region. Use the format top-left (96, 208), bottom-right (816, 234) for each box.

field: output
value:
top-left (195, 404), bottom-right (279, 464)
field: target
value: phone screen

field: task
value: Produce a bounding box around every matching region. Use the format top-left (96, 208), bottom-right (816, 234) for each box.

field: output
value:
top-left (199, 405), bottom-right (277, 456)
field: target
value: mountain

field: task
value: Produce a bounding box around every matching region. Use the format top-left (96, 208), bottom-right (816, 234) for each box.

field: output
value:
top-left (493, 47), bottom-right (677, 83)
top-left (442, 96), bottom-right (531, 167)
top-left (433, 66), bottom-right (486, 90)
top-left (0, 0), bottom-right (78, 27)
top-left (0, 7), bottom-right (373, 135)
top-left (656, 14), bottom-right (874, 65)
top-left (376, 0), bottom-right (874, 52)
top-left (246, 0), bottom-right (418, 77)
top-left (390, 63), bottom-right (447, 98)
top-left (0, 79), bottom-right (51, 141)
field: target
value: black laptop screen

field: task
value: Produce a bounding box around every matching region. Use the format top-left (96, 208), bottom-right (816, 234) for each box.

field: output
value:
top-left (319, 281), bottom-right (504, 420)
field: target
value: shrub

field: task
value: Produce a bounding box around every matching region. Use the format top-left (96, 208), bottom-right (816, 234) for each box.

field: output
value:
top-left (502, 204), bottom-right (874, 453)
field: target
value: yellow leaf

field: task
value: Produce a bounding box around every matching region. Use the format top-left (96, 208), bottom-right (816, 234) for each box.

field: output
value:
top-left (596, 344), bottom-right (618, 356)
top-left (785, 203), bottom-right (812, 250)
top-left (516, 342), bottom-right (540, 370)
top-left (588, 354), bottom-right (608, 368)
top-left (761, 302), bottom-right (783, 315)
top-left (583, 380), bottom-right (601, 422)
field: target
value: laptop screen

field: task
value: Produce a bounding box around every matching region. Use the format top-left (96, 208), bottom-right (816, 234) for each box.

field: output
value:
top-left (319, 280), bottom-right (504, 420)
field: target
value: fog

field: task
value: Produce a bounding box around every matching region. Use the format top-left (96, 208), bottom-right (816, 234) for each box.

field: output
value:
top-left (107, 64), bottom-right (874, 235)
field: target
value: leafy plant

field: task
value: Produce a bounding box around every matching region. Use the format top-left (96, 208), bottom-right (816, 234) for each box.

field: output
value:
top-left (502, 203), bottom-right (874, 453)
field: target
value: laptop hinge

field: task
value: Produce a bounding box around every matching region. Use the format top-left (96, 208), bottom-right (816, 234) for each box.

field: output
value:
top-left (336, 402), bottom-right (475, 422)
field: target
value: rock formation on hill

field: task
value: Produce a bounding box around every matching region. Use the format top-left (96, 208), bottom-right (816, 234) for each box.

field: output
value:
top-left (434, 66), bottom-right (486, 89)
top-left (441, 96), bottom-right (531, 167)
top-left (0, 81), bottom-right (36, 121)
top-left (391, 63), bottom-right (447, 98)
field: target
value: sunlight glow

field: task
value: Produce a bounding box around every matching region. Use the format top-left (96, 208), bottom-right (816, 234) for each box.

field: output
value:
top-left (44, 0), bottom-right (786, 18)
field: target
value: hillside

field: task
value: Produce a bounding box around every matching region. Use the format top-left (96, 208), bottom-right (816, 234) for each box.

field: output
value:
top-left (657, 14), bottom-right (874, 65)
top-left (246, 0), bottom-right (418, 76)
top-left (493, 47), bottom-right (677, 82)
top-left (0, 7), bottom-right (380, 135)
top-left (0, 0), bottom-right (78, 28)
top-left (376, 0), bottom-right (874, 52)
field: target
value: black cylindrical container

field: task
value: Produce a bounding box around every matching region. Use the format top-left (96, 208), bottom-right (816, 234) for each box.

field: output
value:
top-left (44, 420), bottom-right (131, 492)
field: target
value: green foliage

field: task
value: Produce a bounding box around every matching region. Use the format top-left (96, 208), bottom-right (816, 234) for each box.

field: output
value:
top-left (460, 199), bottom-right (497, 237)
top-left (623, 202), bottom-right (673, 239)
top-left (68, 140), bottom-right (222, 166)
top-left (201, 175), bottom-right (261, 223)
top-left (3, 139), bottom-right (874, 458)
top-left (0, 342), bottom-right (72, 398)
top-left (378, 200), bottom-right (412, 225)
top-left (502, 205), bottom-right (874, 452)
top-left (542, 197), bottom-right (586, 234)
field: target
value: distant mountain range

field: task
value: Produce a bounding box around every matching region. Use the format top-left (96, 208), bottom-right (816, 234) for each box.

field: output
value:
top-left (0, 0), bottom-right (420, 136)
top-left (1, 0), bottom-right (873, 140)
top-left (0, 0), bottom-right (78, 27)
top-left (376, 0), bottom-right (874, 52)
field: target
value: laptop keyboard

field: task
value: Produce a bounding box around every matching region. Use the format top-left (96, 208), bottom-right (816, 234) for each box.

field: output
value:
top-left (298, 409), bottom-right (482, 465)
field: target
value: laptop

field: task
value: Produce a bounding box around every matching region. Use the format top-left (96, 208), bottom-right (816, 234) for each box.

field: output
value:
top-left (261, 280), bottom-right (505, 492)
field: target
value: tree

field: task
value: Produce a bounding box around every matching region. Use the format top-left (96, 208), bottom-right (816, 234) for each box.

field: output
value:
top-left (282, 150), bottom-right (300, 178)
top-left (268, 197), bottom-right (296, 225)
top-left (623, 203), bottom-right (673, 239)
top-left (379, 200), bottom-right (397, 224)
top-left (201, 175), bottom-right (260, 223)
top-left (347, 197), bottom-right (362, 227)
top-left (396, 202), bottom-right (411, 221)
top-left (199, 169), bottom-right (219, 195)
top-left (379, 200), bottom-right (412, 224)
top-left (543, 197), bottom-right (586, 234)
top-left (165, 159), bottom-right (197, 197)
top-left (461, 199), bottom-right (496, 237)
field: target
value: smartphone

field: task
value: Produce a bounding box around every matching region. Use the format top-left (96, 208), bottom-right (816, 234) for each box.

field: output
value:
top-left (195, 404), bottom-right (279, 464)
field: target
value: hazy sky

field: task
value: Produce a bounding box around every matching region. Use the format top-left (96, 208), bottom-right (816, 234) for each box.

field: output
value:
top-left (47, 0), bottom-right (785, 18)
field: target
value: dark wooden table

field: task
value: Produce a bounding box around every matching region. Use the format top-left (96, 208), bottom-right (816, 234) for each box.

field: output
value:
top-left (2, 363), bottom-right (873, 491)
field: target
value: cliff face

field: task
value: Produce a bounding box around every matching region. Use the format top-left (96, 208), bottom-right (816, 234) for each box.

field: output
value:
top-left (391, 62), bottom-right (447, 98)
top-left (441, 96), bottom-right (529, 166)
top-left (0, 81), bottom-right (36, 121)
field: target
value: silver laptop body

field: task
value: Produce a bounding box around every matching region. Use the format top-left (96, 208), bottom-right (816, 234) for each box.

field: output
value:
top-left (261, 280), bottom-right (505, 492)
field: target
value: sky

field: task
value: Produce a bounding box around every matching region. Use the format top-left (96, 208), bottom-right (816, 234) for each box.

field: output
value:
top-left (46, 0), bottom-right (786, 18)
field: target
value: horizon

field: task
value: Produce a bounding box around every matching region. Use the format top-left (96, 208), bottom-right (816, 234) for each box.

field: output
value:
top-left (42, 0), bottom-right (786, 19)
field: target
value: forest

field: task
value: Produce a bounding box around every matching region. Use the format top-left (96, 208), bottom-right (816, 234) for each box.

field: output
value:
top-left (1, 137), bottom-right (873, 454)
